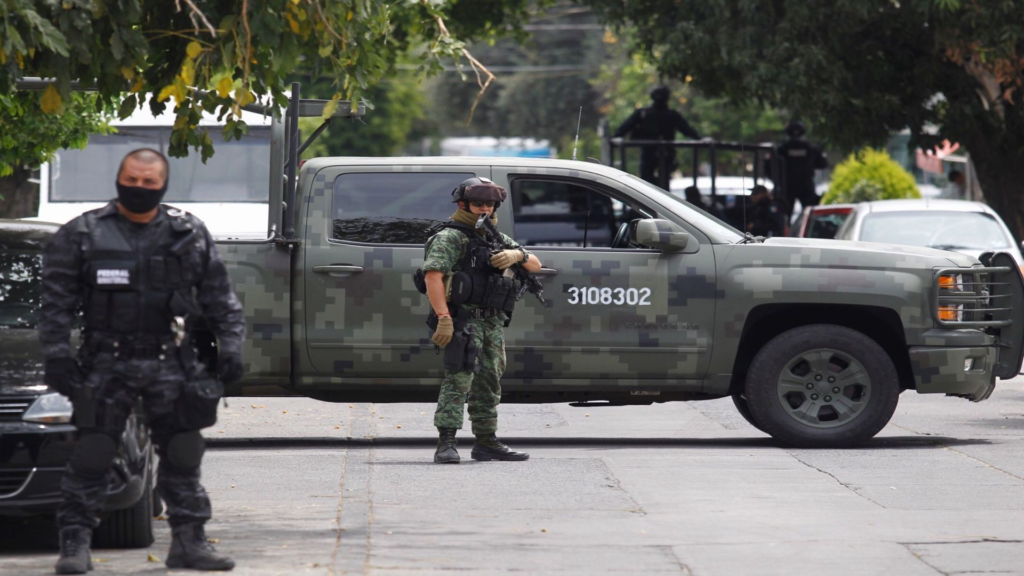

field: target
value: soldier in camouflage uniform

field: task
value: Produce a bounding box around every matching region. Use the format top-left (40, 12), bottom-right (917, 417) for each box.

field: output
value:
top-left (40, 149), bottom-right (244, 574)
top-left (422, 177), bottom-right (543, 463)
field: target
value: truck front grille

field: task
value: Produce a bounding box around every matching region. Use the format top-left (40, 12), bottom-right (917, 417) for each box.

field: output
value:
top-left (0, 396), bottom-right (34, 422)
top-left (934, 267), bottom-right (1015, 328)
top-left (0, 468), bottom-right (35, 498)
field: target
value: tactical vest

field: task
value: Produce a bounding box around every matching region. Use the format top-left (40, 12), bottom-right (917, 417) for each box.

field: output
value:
top-left (81, 208), bottom-right (202, 336)
top-left (416, 222), bottom-right (521, 315)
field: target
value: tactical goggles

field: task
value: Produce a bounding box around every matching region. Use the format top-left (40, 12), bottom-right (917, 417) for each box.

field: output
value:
top-left (460, 182), bottom-right (508, 203)
top-left (470, 200), bottom-right (497, 208)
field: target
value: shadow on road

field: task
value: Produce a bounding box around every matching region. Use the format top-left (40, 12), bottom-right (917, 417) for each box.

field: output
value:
top-left (206, 435), bottom-right (990, 450)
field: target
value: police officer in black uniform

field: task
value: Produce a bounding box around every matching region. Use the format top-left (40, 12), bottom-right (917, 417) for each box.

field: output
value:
top-left (766, 120), bottom-right (829, 217)
top-left (746, 184), bottom-right (786, 238)
top-left (41, 148), bottom-right (245, 574)
top-left (614, 86), bottom-right (701, 189)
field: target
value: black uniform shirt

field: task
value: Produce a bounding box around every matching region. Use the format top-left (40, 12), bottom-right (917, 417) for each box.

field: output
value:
top-left (39, 201), bottom-right (245, 361)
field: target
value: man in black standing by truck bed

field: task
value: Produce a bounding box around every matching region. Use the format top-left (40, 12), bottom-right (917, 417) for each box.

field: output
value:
top-left (40, 148), bottom-right (245, 574)
top-left (614, 86), bottom-right (702, 189)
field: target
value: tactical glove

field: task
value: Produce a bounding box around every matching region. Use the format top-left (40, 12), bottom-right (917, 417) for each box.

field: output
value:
top-left (490, 249), bottom-right (525, 270)
top-left (432, 315), bottom-right (454, 348)
top-left (44, 357), bottom-right (82, 396)
top-left (217, 353), bottom-right (245, 384)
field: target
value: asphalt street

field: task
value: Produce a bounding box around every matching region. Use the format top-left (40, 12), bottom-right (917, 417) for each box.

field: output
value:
top-left (3, 376), bottom-right (1024, 575)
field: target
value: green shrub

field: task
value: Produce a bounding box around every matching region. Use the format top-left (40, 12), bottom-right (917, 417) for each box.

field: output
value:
top-left (822, 148), bottom-right (921, 204)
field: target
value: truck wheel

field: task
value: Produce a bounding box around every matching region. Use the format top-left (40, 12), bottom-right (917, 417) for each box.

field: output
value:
top-left (745, 324), bottom-right (899, 448)
top-left (731, 392), bottom-right (766, 433)
top-left (93, 464), bottom-right (155, 549)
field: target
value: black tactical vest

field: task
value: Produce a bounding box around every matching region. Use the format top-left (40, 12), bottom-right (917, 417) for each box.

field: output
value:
top-left (81, 207), bottom-right (202, 336)
top-left (418, 222), bottom-right (521, 315)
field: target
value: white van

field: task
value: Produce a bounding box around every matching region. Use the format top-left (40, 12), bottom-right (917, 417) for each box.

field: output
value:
top-left (34, 107), bottom-right (274, 239)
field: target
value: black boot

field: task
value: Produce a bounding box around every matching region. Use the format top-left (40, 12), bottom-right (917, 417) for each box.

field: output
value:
top-left (55, 526), bottom-right (93, 574)
top-left (166, 522), bottom-right (235, 571)
top-left (434, 428), bottom-right (460, 464)
top-left (471, 435), bottom-right (529, 461)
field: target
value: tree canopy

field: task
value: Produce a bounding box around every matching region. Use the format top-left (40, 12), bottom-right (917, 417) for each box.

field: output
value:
top-left (1, 0), bottom-right (532, 164)
top-left (583, 0), bottom-right (1024, 237)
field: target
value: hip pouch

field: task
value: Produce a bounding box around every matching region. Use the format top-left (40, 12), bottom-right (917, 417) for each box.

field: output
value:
top-left (173, 377), bottom-right (223, 431)
top-left (443, 326), bottom-right (479, 373)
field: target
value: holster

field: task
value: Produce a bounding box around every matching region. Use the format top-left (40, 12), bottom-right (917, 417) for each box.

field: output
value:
top-left (427, 308), bottom-right (480, 373)
top-left (70, 382), bottom-right (96, 429)
top-left (443, 324), bottom-right (479, 373)
top-left (173, 377), bottom-right (223, 431)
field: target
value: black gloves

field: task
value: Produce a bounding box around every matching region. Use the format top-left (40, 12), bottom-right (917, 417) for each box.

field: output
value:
top-left (44, 357), bottom-right (83, 396)
top-left (217, 353), bottom-right (245, 384)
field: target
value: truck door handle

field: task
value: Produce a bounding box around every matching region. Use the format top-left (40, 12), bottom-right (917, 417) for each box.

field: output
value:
top-left (534, 268), bottom-right (559, 276)
top-left (313, 265), bottom-right (364, 276)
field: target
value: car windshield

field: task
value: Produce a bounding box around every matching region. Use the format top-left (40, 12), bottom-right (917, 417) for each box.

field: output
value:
top-left (623, 174), bottom-right (744, 242)
top-left (859, 211), bottom-right (1011, 250)
top-left (0, 250), bottom-right (43, 329)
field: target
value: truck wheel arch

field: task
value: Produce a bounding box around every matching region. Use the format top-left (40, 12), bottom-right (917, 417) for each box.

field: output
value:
top-left (729, 304), bottom-right (912, 394)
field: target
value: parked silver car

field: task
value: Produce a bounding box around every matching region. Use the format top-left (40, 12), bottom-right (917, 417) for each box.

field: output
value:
top-left (835, 199), bottom-right (1024, 268)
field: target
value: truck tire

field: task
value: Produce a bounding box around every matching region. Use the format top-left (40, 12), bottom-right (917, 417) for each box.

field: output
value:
top-left (731, 392), bottom-right (766, 433)
top-left (745, 324), bottom-right (899, 448)
top-left (93, 465), bottom-right (155, 549)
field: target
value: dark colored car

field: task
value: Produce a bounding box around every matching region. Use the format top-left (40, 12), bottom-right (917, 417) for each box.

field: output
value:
top-left (793, 204), bottom-right (855, 238)
top-left (0, 220), bottom-right (156, 548)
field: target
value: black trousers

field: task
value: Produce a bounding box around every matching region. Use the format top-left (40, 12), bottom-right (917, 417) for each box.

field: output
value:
top-left (57, 351), bottom-right (212, 530)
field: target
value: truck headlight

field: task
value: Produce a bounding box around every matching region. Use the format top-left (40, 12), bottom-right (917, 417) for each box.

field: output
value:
top-left (22, 393), bottom-right (73, 424)
top-left (938, 274), bottom-right (963, 290)
top-left (938, 304), bottom-right (963, 322)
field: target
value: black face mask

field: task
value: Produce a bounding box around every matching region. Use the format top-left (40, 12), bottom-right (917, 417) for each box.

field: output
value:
top-left (116, 181), bottom-right (168, 214)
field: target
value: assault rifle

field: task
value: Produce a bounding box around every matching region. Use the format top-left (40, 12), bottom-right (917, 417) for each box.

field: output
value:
top-left (475, 214), bottom-right (547, 305)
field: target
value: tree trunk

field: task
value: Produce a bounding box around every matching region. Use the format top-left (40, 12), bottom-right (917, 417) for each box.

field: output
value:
top-left (962, 129), bottom-right (1024, 246)
top-left (0, 167), bottom-right (38, 219)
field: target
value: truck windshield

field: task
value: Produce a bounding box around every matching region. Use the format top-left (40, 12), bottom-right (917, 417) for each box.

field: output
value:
top-left (623, 174), bottom-right (744, 242)
top-left (49, 128), bottom-right (271, 203)
top-left (860, 211), bottom-right (1011, 251)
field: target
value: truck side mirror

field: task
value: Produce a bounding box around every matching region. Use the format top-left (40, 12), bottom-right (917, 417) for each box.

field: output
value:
top-left (632, 219), bottom-right (689, 252)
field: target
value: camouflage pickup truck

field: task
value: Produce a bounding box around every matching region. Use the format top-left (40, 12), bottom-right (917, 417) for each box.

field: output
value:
top-left (219, 157), bottom-right (1024, 447)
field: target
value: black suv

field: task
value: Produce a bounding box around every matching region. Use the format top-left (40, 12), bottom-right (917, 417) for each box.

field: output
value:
top-left (0, 220), bottom-right (156, 548)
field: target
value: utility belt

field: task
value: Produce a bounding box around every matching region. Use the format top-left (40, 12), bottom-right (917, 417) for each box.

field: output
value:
top-left (86, 333), bottom-right (180, 360)
top-left (79, 332), bottom-right (221, 432)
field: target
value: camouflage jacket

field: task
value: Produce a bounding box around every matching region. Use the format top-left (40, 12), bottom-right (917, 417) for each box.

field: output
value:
top-left (39, 201), bottom-right (246, 360)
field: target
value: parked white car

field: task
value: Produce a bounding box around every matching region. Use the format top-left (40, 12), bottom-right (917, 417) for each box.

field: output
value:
top-left (835, 199), bottom-right (1024, 267)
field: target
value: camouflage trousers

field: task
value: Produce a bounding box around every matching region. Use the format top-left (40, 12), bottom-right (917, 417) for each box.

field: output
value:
top-left (58, 351), bottom-right (213, 530)
top-left (433, 317), bottom-right (505, 436)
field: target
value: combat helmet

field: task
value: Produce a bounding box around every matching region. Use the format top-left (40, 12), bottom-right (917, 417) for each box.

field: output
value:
top-left (650, 85), bottom-right (671, 103)
top-left (451, 177), bottom-right (508, 208)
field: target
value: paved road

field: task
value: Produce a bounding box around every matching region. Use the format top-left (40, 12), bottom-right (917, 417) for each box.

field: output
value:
top-left (4, 377), bottom-right (1024, 575)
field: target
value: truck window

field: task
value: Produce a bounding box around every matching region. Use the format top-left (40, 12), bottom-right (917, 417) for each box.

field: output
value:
top-left (50, 128), bottom-right (271, 203)
top-left (332, 172), bottom-right (475, 245)
top-left (510, 179), bottom-right (646, 248)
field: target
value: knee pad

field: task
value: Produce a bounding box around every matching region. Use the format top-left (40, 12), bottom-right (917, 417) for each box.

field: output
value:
top-left (70, 433), bottom-right (118, 478)
top-left (166, 431), bottom-right (205, 469)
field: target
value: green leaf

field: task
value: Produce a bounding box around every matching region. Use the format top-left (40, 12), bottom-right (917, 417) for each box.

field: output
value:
top-left (117, 95), bottom-right (137, 120)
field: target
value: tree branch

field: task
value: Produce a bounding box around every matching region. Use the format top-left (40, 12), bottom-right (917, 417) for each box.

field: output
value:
top-left (174, 0), bottom-right (217, 37)
top-left (430, 9), bottom-right (495, 125)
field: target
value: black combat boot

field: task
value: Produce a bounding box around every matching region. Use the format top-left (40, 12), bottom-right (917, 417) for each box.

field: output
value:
top-left (54, 526), bottom-right (93, 574)
top-left (471, 434), bottom-right (529, 461)
top-left (434, 428), bottom-right (460, 464)
top-left (165, 522), bottom-right (235, 571)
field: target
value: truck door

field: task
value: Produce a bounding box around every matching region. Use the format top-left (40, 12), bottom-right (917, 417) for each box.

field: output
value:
top-left (492, 167), bottom-right (717, 384)
top-left (302, 166), bottom-right (487, 383)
